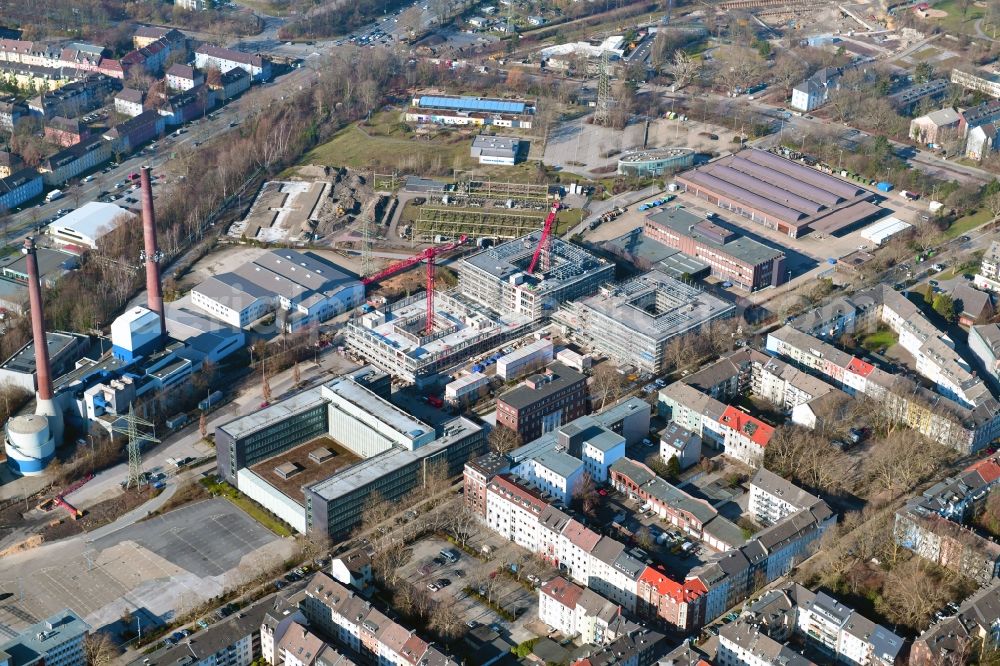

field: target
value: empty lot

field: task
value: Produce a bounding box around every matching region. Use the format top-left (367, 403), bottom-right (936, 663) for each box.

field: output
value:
top-left (0, 499), bottom-right (295, 637)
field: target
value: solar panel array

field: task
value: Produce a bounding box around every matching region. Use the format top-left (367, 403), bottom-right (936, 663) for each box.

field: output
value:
top-left (418, 95), bottom-right (526, 114)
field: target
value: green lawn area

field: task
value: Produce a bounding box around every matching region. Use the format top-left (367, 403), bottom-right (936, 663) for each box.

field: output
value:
top-left (927, 0), bottom-right (986, 31)
top-left (945, 208), bottom-right (993, 239)
top-left (910, 47), bottom-right (940, 62)
top-left (302, 122), bottom-right (474, 173)
top-left (555, 208), bottom-right (584, 234)
top-left (199, 477), bottom-right (294, 537)
top-left (862, 329), bottom-right (897, 352)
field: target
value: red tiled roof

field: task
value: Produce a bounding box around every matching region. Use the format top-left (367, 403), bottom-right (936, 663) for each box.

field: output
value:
top-left (846, 357), bottom-right (875, 377)
top-left (967, 456), bottom-right (1000, 484)
top-left (718, 406), bottom-right (774, 447)
top-left (563, 519), bottom-right (601, 552)
top-left (638, 567), bottom-right (706, 602)
top-left (540, 577), bottom-right (583, 609)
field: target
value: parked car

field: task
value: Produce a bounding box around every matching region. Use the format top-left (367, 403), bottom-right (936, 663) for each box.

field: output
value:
top-left (426, 582), bottom-right (440, 592)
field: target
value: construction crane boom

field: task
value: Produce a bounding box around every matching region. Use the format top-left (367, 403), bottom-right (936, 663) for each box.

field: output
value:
top-left (360, 235), bottom-right (468, 286)
top-left (527, 203), bottom-right (562, 275)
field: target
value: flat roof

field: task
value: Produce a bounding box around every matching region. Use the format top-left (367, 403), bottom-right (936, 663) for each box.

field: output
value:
top-left (860, 216), bottom-right (912, 242)
top-left (324, 376), bottom-right (431, 442)
top-left (574, 269), bottom-right (735, 342)
top-left (219, 385), bottom-right (328, 441)
top-left (646, 207), bottom-right (786, 265)
top-left (499, 363), bottom-right (585, 410)
top-left (48, 202), bottom-right (132, 243)
top-left (249, 436), bottom-right (362, 502)
top-left (461, 233), bottom-right (610, 293)
top-left (417, 95), bottom-right (528, 114)
top-left (0, 331), bottom-right (83, 374)
top-left (0, 610), bottom-right (89, 665)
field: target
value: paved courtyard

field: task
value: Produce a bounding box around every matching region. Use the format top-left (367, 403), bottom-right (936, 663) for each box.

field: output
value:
top-left (0, 499), bottom-right (294, 637)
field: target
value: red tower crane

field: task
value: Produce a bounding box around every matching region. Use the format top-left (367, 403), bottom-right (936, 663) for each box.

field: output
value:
top-left (527, 202), bottom-right (562, 275)
top-left (361, 235), bottom-right (468, 335)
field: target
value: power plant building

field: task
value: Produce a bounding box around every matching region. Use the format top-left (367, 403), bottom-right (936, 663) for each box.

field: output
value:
top-left (191, 250), bottom-right (363, 331)
top-left (458, 234), bottom-right (614, 322)
top-left (555, 270), bottom-right (736, 374)
top-left (215, 366), bottom-right (488, 538)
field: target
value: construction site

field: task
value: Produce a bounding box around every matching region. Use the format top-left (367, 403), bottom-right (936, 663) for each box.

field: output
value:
top-left (412, 179), bottom-right (556, 242)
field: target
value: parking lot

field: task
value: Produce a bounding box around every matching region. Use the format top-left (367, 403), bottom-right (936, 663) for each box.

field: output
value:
top-left (397, 535), bottom-right (547, 644)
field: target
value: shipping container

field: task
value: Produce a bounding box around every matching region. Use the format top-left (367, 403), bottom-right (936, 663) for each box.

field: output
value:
top-left (198, 390), bottom-right (224, 411)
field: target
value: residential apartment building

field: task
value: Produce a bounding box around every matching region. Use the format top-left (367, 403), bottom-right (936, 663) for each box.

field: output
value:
top-left (39, 135), bottom-right (113, 185)
top-left (512, 449), bottom-right (583, 504)
top-left (636, 567), bottom-right (707, 632)
top-left (749, 467), bottom-right (825, 527)
top-left (0, 151), bottom-right (23, 178)
top-left (766, 325), bottom-right (1000, 454)
top-left (44, 116), bottom-right (88, 147)
top-left (910, 107), bottom-right (962, 145)
top-left (644, 207), bottom-right (787, 291)
top-left (136, 593), bottom-right (273, 666)
top-left (27, 74), bottom-right (116, 119)
top-left (463, 452), bottom-right (510, 517)
top-left (114, 88), bottom-right (144, 117)
top-left (496, 363), bottom-right (587, 442)
top-left (894, 455), bottom-right (1000, 584)
top-left (103, 109), bottom-right (165, 153)
top-left (133, 27), bottom-right (188, 50)
top-left (718, 405), bottom-right (773, 468)
top-left (791, 67), bottom-right (842, 112)
top-left (970, 323), bottom-right (1000, 381)
top-left (0, 168), bottom-right (43, 211)
top-left (195, 45), bottom-right (271, 81)
top-left (951, 67), bottom-right (1000, 98)
top-left (294, 572), bottom-right (455, 666)
top-left (166, 63), bottom-right (204, 90)
top-left (976, 240), bottom-right (1000, 293)
top-left (0, 96), bottom-right (27, 130)
top-left (211, 67), bottom-right (251, 100)
top-left (911, 581), bottom-right (1000, 665)
top-left (659, 422), bottom-right (701, 470)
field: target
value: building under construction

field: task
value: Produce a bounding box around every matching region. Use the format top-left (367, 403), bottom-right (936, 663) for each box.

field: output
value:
top-left (413, 179), bottom-right (554, 241)
top-left (345, 291), bottom-right (533, 384)
top-left (458, 233), bottom-right (614, 321)
top-left (555, 270), bottom-right (736, 374)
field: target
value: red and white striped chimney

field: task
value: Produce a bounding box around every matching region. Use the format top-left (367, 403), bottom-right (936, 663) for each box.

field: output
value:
top-left (23, 237), bottom-right (53, 401)
top-left (140, 166), bottom-right (166, 336)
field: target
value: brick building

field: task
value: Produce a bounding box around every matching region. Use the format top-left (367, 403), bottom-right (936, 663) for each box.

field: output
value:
top-left (496, 363), bottom-right (588, 442)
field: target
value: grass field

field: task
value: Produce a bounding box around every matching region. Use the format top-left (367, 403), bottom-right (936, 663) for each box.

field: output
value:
top-left (200, 477), bottom-right (294, 537)
top-left (945, 208), bottom-right (993, 239)
top-left (862, 329), bottom-right (897, 352)
top-left (924, 0), bottom-right (986, 31)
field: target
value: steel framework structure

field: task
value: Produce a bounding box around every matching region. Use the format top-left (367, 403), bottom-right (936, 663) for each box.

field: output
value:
top-left (113, 405), bottom-right (159, 489)
top-left (414, 207), bottom-right (546, 240)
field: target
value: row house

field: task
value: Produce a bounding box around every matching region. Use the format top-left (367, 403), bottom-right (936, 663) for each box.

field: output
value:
top-left (295, 573), bottom-right (455, 666)
top-left (156, 84), bottom-right (215, 127)
top-left (0, 61), bottom-right (82, 93)
top-left (568, 626), bottom-right (668, 666)
top-left (211, 67), bottom-right (252, 100)
top-left (39, 135), bottom-right (112, 186)
top-left (0, 167), bottom-right (43, 210)
top-left (44, 116), bottom-right (89, 147)
top-left (539, 577), bottom-right (621, 644)
top-left (636, 567), bottom-right (707, 632)
top-left (103, 110), bottom-right (165, 154)
top-left (766, 324), bottom-right (1000, 454)
top-left (610, 458), bottom-right (744, 552)
top-left (512, 449), bottom-right (583, 504)
top-left (750, 353), bottom-right (838, 412)
top-left (27, 74), bottom-right (117, 119)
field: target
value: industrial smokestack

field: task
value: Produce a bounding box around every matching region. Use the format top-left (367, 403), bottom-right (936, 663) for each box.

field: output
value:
top-left (24, 238), bottom-right (52, 401)
top-left (140, 166), bottom-right (165, 336)
top-left (23, 237), bottom-right (62, 445)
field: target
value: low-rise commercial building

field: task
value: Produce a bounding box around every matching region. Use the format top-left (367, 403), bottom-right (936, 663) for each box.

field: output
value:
top-left (470, 135), bottom-right (521, 165)
top-left (47, 201), bottom-right (130, 249)
top-left (192, 250), bottom-right (363, 332)
top-left (405, 93), bottom-right (535, 128)
top-left (644, 207), bottom-right (787, 291)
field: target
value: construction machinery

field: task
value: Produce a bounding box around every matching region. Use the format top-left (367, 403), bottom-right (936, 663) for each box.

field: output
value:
top-left (527, 202), bottom-right (562, 274)
top-left (361, 235), bottom-right (468, 335)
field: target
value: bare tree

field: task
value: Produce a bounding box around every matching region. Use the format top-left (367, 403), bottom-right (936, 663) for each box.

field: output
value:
top-left (83, 631), bottom-right (118, 666)
top-left (571, 471), bottom-right (600, 518)
top-left (429, 600), bottom-right (465, 640)
top-left (666, 50), bottom-right (700, 89)
top-left (488, 425), bottom-right (521, 455)
top-left (591, 365), bottom-right (627, 410)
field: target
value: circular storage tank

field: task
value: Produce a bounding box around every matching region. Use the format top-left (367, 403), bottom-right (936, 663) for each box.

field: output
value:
top-left (6, 414), bottom-right (53, 477)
